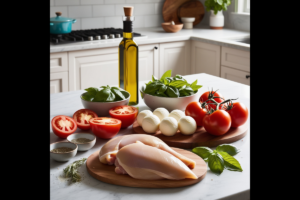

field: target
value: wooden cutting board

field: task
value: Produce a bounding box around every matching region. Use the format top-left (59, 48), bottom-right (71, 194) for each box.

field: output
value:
top-left (177, 0), bottom-right (205, 26)
top-left (132, 120), bottom-right (248, 148)
top-left (86, 147), bottom-right (207, 188)
top-left (162, 0), bottom-right (191, 24)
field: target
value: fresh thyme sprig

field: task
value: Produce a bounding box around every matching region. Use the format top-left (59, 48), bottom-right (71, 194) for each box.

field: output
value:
top-left (63, 158), bottom-right (87, 182)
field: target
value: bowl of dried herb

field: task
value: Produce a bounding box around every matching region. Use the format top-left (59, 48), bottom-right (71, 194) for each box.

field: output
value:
top-left (67, 133), bottom-right (96, 151)
top-left (50, 141), bottom-right (78, 162)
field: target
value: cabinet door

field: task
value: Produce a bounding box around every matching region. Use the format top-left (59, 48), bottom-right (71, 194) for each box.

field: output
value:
top-left (221, 66), bottom-right (250, 86)
top-left (138, 44), bottom-right (159, 81)
top-left (50, 72), bottom-right (69, 94)
top-left (159, 41), bottom-right (190, 77)
top-left (68, 47), bottom-right (119, 91)
top-left (50, 52), bottom-right (68, 73)
top-left (191, 41), bottom-right (221, 76)
top-left (221, 47), bottom-right (250, 72)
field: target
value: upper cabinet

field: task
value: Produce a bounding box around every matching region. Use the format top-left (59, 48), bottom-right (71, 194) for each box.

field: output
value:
top-left (159, 41), bottom-right (191, 77)
top-left (191, 41), bottom-right (221, 77)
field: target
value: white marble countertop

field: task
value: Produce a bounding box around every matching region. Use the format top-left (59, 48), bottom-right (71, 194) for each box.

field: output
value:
top-left (50, 25), bottom-right (250, 53)
top-left (50, 73), bottom-right (250, 200)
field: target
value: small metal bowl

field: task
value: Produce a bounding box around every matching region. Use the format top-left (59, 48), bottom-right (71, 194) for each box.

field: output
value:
top-left (67, 133), bottom-right (96, 151)
top-left (50, 141), bottom-right (78, 162)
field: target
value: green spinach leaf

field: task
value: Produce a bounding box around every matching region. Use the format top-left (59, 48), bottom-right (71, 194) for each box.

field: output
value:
top-left (160, 70), bottom-right (172, 82)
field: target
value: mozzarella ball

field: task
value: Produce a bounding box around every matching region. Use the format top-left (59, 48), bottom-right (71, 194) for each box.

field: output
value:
top-left (169, 109), bottom-right (185, 122)
top-left (137, 110), bottom-right (153, 126)
top-left (142, 115), bottom-right (160, 134)
top-left (178, 116), bottom-right (197, 135)
top-left (153, 107), bottom-right (169, 121)
top-left (159, 117), bottom-right (178, 136)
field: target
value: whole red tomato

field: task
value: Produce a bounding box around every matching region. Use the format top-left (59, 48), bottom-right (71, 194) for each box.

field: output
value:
top-left (203, 110), bottom-right (231, 136)
top-left (185, 101), bottom-right (207, 126)
top-left (73, 109), bottom-right (98, 130)
top-left (51, 115), bottom-right (77, 138)
top-left (226, 102), bottom-right (248, 127)
top-left (109, 105), bottom-right (138, 128)
top-left (199, 90), bottom-right (224, 110)
top-left (89, 117), bottom-right (121, 139)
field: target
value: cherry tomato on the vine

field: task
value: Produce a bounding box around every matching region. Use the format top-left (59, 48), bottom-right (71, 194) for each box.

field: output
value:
top-left (226, 102), bottom-right (248, 127)
top-left (185, 101), bottom-right (207, 126)
top-left (203, 110), bottom-right (231, 136)
top-left (199, 90), bottom-right (225, 110)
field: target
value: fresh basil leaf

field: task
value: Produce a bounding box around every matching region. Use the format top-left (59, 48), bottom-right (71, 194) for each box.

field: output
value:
top-left (175, 74), bottom-right (183, 79)
top-left (144, 82), bottom-right (163, 94)
top-left (84, 87), bottom-right (99, 97)
top-left (106, 91), bottom-right (115, 102)
top-left (218, 151), bottom-right (243, 172)
top-left (190, 80), bottom-right (197, 87)
top-left (159, 85), bottom-right (167, 93)
top-left (111, 88), bottom-right (125, 101)
top-left (152, 75), bottom-right (158, 82)
top-left (191, 85), bottom-right (203, 91)
top-left (192, 147), bottom-right (213, 160)
top-left (217, 0), bottom-right (223, 5)
top-left (169, 80), bottom-right (188, 88)
top-left (145, 81), bottom-right (152, 86)
top-left (156, 91), bottom-right (168, 97)
top-left (179, 90), bottom-right (190, 96)
top-left (100, 86), bottom-right (107, 89)
top-left (189, 91), bottom-right (195, 95)
top-left (208, 153), bottom-right (224, 175)
top-left (94, 88), bottom-right (112, 102)
top-left (140, 91), bottom-right (144, 99)
top-left (179, 85), bottom-right (186, 91)
top-left (81, 92), bottom-right (94, 101)
top-left (184, 86), bottom-right (194, 92)
top-left (160, 70), bottom-right (172, 82)
top-left (216, 144), bottom-right (240, 156)
top-left (164, 78), bottom-right (170, 85)
top-left (111, 86), bottom-right (121, 91)
top-left (166, 86), bottom-right (179, 97)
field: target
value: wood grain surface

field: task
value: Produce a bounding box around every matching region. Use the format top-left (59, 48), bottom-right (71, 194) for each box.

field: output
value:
top-left (86, 148), bottom-right (207, 188)
top-left (132, 120), bottom-right (248, 148)
top-left (177, 0), bottom-right (205, 26)
top-left (162, 0), bottom-right (190, 24)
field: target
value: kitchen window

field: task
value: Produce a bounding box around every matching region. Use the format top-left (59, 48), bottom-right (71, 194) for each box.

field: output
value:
top-left (235, 0), bottom-right (250, 14)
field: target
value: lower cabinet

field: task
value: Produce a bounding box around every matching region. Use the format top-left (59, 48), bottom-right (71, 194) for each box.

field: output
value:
top-left (220, 66), bottom-right (250, 86)
top-left (50, 72), bottom-right (69, 94)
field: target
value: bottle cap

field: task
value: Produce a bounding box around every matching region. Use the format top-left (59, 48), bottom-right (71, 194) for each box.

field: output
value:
top-left (123, 6), bottom-right (133, 16)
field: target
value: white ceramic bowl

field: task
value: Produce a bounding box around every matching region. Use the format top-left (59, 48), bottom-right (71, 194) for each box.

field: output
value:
top-left (140, 85), bottom-right (201, 112)
top-left (80, 91), bottom-right (130, 117)
top-left (67, 133), bottom-right (96, 151)
top-left (50, 142), bottom-right (78, 162)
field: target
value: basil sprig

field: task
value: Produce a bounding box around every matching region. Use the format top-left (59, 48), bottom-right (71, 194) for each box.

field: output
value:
top-left (82, 85), bottom-right (126, 102)
top-left (192, 144), bottom-right (243, 175)
top-left (142, 70), bottom-right (202, 98)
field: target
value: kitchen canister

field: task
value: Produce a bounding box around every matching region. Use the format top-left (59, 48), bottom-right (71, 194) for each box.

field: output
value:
top-left (209, 10), bottom-right (224, 29)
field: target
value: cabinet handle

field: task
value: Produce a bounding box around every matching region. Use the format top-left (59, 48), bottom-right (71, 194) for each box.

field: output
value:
top-left (154, 46), bottom-right (158, 50)
top-left (246, 75), bottom-right (250, 79)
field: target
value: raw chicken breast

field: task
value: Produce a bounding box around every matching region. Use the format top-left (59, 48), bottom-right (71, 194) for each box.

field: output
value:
top-left (99, 134), bottom-right (196, 169)
top-left (115, 142), bottom-right (198, 180)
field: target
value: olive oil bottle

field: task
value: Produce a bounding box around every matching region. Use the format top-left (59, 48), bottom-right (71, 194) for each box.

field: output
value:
top-left (119, 6), bottom-right (139, 105)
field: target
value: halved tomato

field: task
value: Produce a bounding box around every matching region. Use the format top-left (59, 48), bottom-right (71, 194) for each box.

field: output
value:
top-left (51, 115), bottom-right (77, 138)
top-left (89, 117), bottom-right (121, 139)
top-left (73, 109), bottom-right (98, 130)
top-left (109, 105), bottom-right (138, 128)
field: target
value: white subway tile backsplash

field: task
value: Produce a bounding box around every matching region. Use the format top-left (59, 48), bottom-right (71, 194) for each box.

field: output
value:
top-left (50, 0), bottom-right (54, 6)
top-left (68, 6), bottom-right (92, 18)
top-left (80, 0), bottom-right (104, 5)
top-left (154, 1), bottom-right (163, 15)
top-left (133, 16), bottom-right (144, 28)
top-left (144, 0), bottom-right (164, 2)
top-left (93, 5), bottom-right (115, 17)
top-left (125, 0), bottom-right (140, 3)
top-left (135, 4), bottom-right (155, 16)
top-left (54, 0), bottom-right (80, 6)
top-left (144, 15), bottom-right (162, 27)
top-left (82, 18), bottom-right (104, 29)
top-left (72, 18), bottom-right (81, 30)
top-left (50, 7), bottom-right (68, 17)
top-left (104, 0), bottom-right (125, 4)
top-left (104, 16), bottom-right (123, 28)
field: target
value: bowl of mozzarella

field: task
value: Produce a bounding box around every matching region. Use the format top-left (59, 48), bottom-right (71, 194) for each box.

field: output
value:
top-left (137, 107), bottom-right (197, 136)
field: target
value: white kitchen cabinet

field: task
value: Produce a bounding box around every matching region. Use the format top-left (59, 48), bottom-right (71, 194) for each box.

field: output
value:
top-left (159, 41), bottom-right (191, 77)
top-left (50, 52), bottom-right (68, 73)
top-left (221, 66), bottom-right (250, 86)
top-left (191, 41), bottom-right (221, 77)
top-left (221, 46), bottom-right (250, 72)
top-left (50, 72), bottom-right (69, 94)
top-left (67, 44), bottom-right (158, 91)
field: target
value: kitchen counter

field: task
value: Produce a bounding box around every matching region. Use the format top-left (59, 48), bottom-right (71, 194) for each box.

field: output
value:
top-left (50, 73), bottom-right (250, 200)
top-left (50, 25), bottom-right (250, 53)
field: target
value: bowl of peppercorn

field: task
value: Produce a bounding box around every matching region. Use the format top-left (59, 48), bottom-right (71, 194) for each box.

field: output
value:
top-left (50, 141), bottom-right (78, 162)
top-left (67, 133), bottom-right (96, 151)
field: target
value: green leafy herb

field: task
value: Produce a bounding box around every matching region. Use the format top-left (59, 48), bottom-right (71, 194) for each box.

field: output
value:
top-left (83, 86), bottom-right (126, 102)
top-left (63, 158), bottom-right (87, 183)
top-left (143, 70), bottom-right (202, 98)
top-left (204, 0), bottom-right (232, 15)
top-left (192, 144), bottom-right (242, 175)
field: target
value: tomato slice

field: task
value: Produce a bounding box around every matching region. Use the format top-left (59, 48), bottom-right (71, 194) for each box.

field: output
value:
top-left (109, 106), bottom-right (138, 128)
top-left (73, 109), bottom-right (98, 130)
top-left (51, 115), bottom-right (77, 138)
top-left (89, 117), bottom-right (121, 139)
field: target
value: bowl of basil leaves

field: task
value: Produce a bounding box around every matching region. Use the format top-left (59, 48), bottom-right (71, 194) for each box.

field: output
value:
top-left (80, 85), bottom-right (130, 116)
top-left (140, 70), bottom-right (202, 111)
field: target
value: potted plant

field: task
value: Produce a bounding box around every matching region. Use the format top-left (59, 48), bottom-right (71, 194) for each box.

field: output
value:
top-left (204, 0), bottom-right (231, 29)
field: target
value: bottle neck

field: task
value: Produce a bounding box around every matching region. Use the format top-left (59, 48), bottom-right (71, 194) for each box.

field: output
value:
top-left (123, 32), bottom-right (133, 39)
